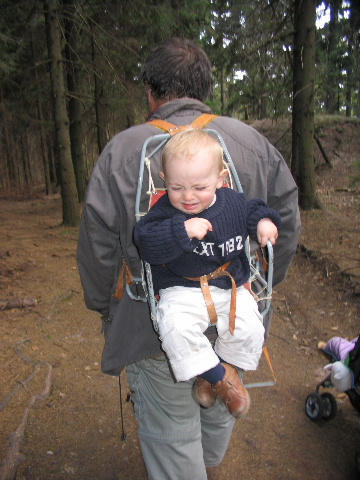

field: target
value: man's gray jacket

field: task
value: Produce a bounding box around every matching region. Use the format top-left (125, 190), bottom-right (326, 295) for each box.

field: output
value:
top-left (77, 98), bottom-right (301, 375)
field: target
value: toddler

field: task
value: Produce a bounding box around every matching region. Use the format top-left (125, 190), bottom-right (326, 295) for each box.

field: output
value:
top-left (134, 129), bottom-right (281, 417)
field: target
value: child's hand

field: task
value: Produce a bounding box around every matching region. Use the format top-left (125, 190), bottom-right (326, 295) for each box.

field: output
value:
top-left (185, 218), bottom-right (213, 240)
top-left (257, 218), bottom-right (278, 247)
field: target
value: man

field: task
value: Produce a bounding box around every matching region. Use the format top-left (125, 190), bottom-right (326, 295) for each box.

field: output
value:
top-left (77, 38), bottom-right (300, 479)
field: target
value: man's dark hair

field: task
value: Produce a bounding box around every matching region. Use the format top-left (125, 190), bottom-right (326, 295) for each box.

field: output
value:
top-left (142, 38), bottom-right (212, 102)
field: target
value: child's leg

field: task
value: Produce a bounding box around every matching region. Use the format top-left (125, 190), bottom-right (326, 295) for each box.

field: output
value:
top-left (157, 286), bottom-right (219, 382)
top-left (193, 361), bottom-right (250, 417)
top-left (191, 290), bottom-right (252, 417)
top-left (194, 363), bottom-right (225, 409)
top-left (214, 286), bottom-right (265, 371)
top-left (199, 363), bottom-right (225, 384)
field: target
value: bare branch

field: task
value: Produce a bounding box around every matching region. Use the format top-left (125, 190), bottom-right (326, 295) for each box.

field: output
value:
top-left (0, 362), bottom-right (53, 480)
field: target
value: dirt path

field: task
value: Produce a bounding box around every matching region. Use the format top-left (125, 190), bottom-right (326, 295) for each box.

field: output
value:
top-left (0, 196), bottom-right (358, 480)
top-left (1, 119), bottom-right (359, 479)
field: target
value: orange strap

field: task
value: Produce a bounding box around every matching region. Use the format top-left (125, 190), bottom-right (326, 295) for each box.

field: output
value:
top-left (190, 113), bottom-right (218, 129)
top-left (113, 261), bottom-right (133, 299)
top-left (147, 113), bottom-right (218, 136)
top-left (185, 261), bottom-right (237, 335)
top-left (263, 345), bottom-right (277, 383)
top-left (147, 119), bottom-right (184, 135)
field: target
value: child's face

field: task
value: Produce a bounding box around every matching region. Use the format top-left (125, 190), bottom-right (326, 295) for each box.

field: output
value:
top-left (160, 148), bottom-right (227, 215)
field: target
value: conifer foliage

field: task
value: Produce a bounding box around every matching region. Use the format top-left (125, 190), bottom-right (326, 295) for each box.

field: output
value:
top-left (0, 0), bottom-right (358, 218)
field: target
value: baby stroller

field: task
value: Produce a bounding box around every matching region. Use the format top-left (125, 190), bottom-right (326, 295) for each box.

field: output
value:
top-left (304, 335), bottom-right (360, 472)
top-left (305, 335), bottom-right (360, 421)
top-left (128, 116), bottom-right (277, 389)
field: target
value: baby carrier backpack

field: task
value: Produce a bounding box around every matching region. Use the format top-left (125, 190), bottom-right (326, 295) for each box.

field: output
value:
top-left (115, 113), bottom-right (276, 389)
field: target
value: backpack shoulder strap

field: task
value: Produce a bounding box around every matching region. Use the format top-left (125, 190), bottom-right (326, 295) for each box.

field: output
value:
top-left (191, 113), bottom-right (218, 129)
top-left (147, 119), bottom-right (177, 133)
top-left (147, 113), bottom-right (218, 135)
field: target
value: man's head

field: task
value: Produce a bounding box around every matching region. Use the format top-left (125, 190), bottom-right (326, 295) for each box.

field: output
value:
top-left (142, 38), bottom-right (212, 104)
top-left (160, 129), bottom-right (228, 214)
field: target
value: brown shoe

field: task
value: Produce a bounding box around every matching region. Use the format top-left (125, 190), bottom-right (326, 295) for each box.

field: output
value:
top-left (212, 363), bottom-right (250, 418)
top-left (192, 377), bottom-right (217, 408)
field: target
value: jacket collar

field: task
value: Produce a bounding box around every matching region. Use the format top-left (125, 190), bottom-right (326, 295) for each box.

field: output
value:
top-left (148, 98), bottom-right (212, 121)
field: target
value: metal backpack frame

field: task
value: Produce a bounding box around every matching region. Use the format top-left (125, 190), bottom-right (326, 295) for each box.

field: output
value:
top-left (130, 115), bottom-right (276, 388)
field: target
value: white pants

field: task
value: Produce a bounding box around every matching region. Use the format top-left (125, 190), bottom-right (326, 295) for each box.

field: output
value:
top-left (157, 285), bottom-right (265, 381)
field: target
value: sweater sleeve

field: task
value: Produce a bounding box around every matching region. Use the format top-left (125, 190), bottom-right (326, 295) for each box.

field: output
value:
top-left (246, 198), bottom-right (282, 241)
top-left (134, 206), bottom-right (199, 264)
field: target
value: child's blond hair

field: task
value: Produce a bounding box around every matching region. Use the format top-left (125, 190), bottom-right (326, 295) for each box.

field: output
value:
top-left (161, 128), bottom-right (224, 175)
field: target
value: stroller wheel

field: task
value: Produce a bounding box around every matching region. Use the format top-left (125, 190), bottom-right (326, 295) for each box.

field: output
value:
top-left (305, 392), bottom-right (323, 421)
top-left (320, 393), bottom-right (337, 420)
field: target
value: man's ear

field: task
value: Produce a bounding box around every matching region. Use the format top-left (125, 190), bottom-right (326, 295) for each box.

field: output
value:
top-left (147, 89), bottom-right (157, 112)
top-left (148, 89), bottom-right (166, 112)
top-left (159, 171), bottom-right (165, 182)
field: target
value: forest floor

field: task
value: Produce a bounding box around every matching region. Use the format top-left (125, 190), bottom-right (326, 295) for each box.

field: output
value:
top-left (0, 116), bottom-right (360, 480)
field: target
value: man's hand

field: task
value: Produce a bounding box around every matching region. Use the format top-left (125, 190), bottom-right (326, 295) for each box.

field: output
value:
top-left (257, 218), bottom-right (278, 247)
top-left (185, 218), bottom-right (213, 240)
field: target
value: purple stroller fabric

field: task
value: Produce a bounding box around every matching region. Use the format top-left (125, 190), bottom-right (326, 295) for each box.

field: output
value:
top-left (323, 336), bottom-right (357, 362)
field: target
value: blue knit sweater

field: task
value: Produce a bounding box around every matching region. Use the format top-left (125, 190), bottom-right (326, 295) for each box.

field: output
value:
top-left (134, 187), bottom-right (281, 294)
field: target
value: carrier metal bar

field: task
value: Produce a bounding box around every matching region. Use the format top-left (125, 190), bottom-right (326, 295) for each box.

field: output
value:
top-left (135, 133), bottom-right (170, 221)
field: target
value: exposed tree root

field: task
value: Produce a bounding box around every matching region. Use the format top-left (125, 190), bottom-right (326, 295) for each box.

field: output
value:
top-left (0, 341), bottom-right (53, 480)
top-left (0, 365), bottom-right (40, 412)
top-left (0, 298), bottom-right (37, 310)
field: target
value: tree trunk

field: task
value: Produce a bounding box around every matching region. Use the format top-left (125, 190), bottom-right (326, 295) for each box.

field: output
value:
top-left (37, 100), bottom-right (52, 195)
top-left (91, 25), bottom-right (107, 155)
top-left (351, 1), bottom-right (360, 117)
top-left (0, 93), bottom-right (13, 191)
top-left (47, 135), bottom-right (57, 185)
top-left (43, 1), bottom-right (61, 190)
top-left (325, 0), bottom-right (341, 114)
top-left (259, 66), bottom-right (267, 119)
top-left (346, 0), bottom-right (360, 117)
top-left (291, 0), bottom-right (320, 210)
top-left (63, 0), bottom-right (86, 202)
top-left (31, 31), bottom-right (52, 195)
top-left (45, 0), bottom-right (80, 225)
top-left (22, 132), bottom-right (32, 191)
